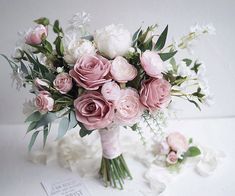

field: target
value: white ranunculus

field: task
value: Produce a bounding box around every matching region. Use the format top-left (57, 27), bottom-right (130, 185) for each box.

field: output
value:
top-left (63, 32), bottom-right (96, 64)
top-left (94, 24), bottom-right (131, 59)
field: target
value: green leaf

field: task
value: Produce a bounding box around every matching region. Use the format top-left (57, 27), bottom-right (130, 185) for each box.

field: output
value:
top-left (53, 20), bottom-right (63, 34)
top-left (42, 40), bottom-right (53, 53)
top-left (182, 58), bottom-right (192, 66)
top-left (35, 112), bottom-right (57, 129)
top-left (189, 138), bottom-right (193, 144)
top-left (20, 61), bottom-right (29, 74)
top-left (34, 17), bottom-right (50, 26)
top-left (43, 125), bottom-right (49, 148)
top-left (186, 146), bottom-right (201, 157)
top-left (25, 111), bottom-right (41, 122)
top-left (28, 131), bottom-right (40, 151)
top-left (132, 27), bottom-right (142, 42)
top-left (54, 36), bottom-right (64, 56)
top-left (0, 54), bottom-right (18, 71)
top-left (159, 51), bottom-right (177, 61)
top-left (78, 122), bottom-right (93, 137)
top-left (130, 123), bottom-right (139, 131)
top-left (187, 99), bottom-right (201, 111)
top-left (154, 25), bottom-right (168, 50)
top-left (68, 110), bottom-right (78, 130)
top-left (27, 121), bottom-right (38, 133)
top-left (57, 117), bottom-right (69, 139)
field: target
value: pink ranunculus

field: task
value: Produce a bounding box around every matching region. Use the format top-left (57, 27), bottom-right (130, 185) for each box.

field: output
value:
top-left (69, 55), bottom-right (111, 90)
top-left (101, 81), bottom-right (121, 101)
top-left (140, 78), bottom-right (171, 111)
top-left (115, 88), bottom-right (144, 126)
top-left (35, 91), bottom-right (54, 113)
top-left (110, 56), bottom-right (137, 83)
top-left (34, 78), bottom-right (49, 90)
top-left (53, 73), bottom-right (73, 94)
top-left (167, 132), bottom-right (189, 152)
top-left (25, 24), bottom-right (48, 45)
top-left (74, 91), bottom-right (114, 130)
top-left (140, 50), bottom-right (164, 78)
top-left (166, 151), bottom-right (178, 165)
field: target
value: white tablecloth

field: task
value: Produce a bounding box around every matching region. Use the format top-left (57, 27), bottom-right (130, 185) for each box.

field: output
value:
top-left (0, 118), bottom-right (234, 196)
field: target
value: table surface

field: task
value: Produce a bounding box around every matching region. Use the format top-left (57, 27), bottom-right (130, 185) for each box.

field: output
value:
top-left (0, 117), bottom-right (234, 196)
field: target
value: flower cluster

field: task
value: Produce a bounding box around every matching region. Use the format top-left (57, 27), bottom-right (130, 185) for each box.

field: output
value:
top-left (155, 132), bottom-right (201, 166)
top-left (2, 13), bottom-right (213, 150)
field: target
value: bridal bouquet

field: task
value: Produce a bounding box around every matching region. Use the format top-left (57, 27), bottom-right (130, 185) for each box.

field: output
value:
top-left (2, 12), bottom-right (214, 189)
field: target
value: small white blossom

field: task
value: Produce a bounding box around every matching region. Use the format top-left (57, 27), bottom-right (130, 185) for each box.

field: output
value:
top-left (57, 67), bottom-right (64, 73)
top-left (10, 68), bottom-right (25, 90)
top-left (177, 61), bottom-right (194, 77)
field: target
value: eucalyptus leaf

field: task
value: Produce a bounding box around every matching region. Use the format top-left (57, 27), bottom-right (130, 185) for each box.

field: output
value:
top-left (25, 111), bottom-right (41, 122)
top-left (20, 61), bottom-right (29, 74)
top-left (154, 25), bottom-right (168, 50)
top-left (57, 117), bottom-right (69, 139)
top-left (68, 110), bottom-right (78, 130)
top-left (27, 121), bottom-right (38, 133)
top-left (28, 131), bottom-right (39, 151)
top-left (0, 54), bottom-right (18, 70)
top-left (35, 112), bottom-right (58, 129)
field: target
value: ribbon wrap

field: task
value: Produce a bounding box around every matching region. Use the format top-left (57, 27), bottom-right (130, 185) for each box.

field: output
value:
top-left (99, 125), bottom-right (122, 159)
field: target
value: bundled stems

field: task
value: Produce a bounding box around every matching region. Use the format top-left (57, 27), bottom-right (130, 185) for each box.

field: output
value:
top-left (99, 154), bottom-right (132, 189)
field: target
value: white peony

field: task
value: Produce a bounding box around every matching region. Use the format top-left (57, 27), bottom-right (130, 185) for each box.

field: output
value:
top-left (63, 32), bottom-right (96, 64)
top-left (94, 24), bottom-right (131, 59)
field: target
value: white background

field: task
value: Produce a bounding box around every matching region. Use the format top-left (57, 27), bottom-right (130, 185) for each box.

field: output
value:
top-left (0, 0), bottom-right (235, 123)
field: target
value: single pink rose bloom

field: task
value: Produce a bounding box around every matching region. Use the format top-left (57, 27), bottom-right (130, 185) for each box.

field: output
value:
top-left (115, 88), bottom-right (144, 126)
top-left (167, 132), bottom-right (189, 152)
top-left (166, 151), bottom-right (178, 165)
top-left (110, 56), bottom-right (137, 83)
top-left (140, 78), bottom-right (171, 111)
top-left (69, 55), bottom-right (111, 90)
top-left (34, 78), bottom-right (49, 90)
top-left (53, 73), bottom-right (73, 94)
top-left (140, 50), bottom-right (164, 78)
top-left (101, 81), bottom-right (121, 101)
top-left (25, 24), bottom-right (48, 45)
top-left (74, 91), bottom-right (114, 130)
top-left (35, 91), bottom-right (54, 113)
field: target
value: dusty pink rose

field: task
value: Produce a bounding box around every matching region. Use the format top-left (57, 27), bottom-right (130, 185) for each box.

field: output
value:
top-left (101, 81), bottom-right (121, 101)
top-left (53, 73), bottom-right (73, 94)
top-left (74, 91), bottom-right (114, 130)
top-left (140, 78), bottom-right (171, 111)
top-left (35, 91), bottom-right (54, 112)
top-left (115, 88), bottom-right (144, 126)
top-left (166, 151), bottom-right (178, 165)
top-left (111, 56), bottom-right (137, 83)
top-left (140, 50), bottom-right (164, 78)
top-left (34, 78), bottom-right (49, 90)
top-left (25, 24), bottom-right (48, 45)
top-left (167, 132), bottom-right (189, 152)
top-left (69, 55), bottom-right (111, 90)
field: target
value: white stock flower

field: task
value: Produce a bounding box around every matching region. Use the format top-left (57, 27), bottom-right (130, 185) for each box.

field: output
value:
top-left (190, 23), bottom-right (216, 35)
top-left (63, 31), bottom-right (96, 64)
top-left (177, 61), bottom-right (194, 77)
top-left (94, 24), bottom-right (131, 59)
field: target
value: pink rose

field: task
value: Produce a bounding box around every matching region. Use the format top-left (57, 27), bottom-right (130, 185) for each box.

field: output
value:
top-left (140, 78), bottom-right (171, 111)
top-left (25, 25), bottom-right (48, 45)
top-left (74, 91), bottom-right (114, 130)
top-left (35, 91), bottom-right (54, 113)
top-left (140, 50), bottom-right (164, 78)
top-left (101, 81), bottom-right (121, 101)
top-left (115, 88), bottom-right (144, 126)
top-left (166, 151), bottom-right (178, 165)
top-left (53, 73), bottom-right (73, 94)
top-left (110, 56), bottom-right (137, 83)
top-left (34, 78), bottom-right (49, 90)
top-left (69, 55), bottom-right (111, 90)
top-left (167, 132), bottom-right (189, 152)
